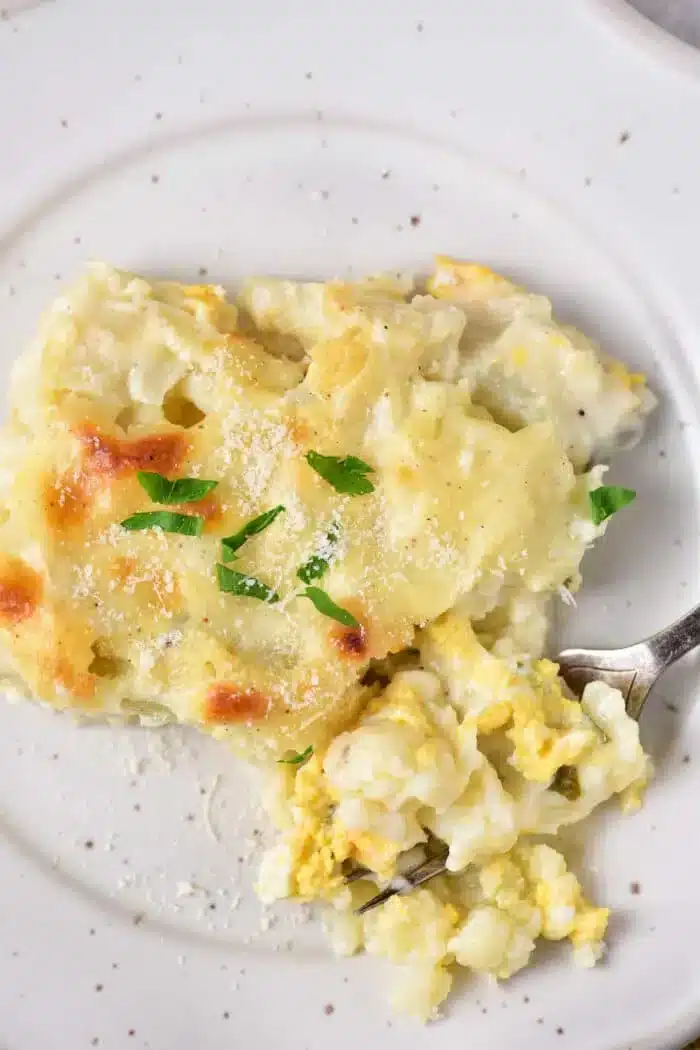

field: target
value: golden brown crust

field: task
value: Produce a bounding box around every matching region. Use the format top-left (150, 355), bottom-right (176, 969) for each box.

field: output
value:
top-left (43, 470), bottom-right (92, 532)
top-left (0, 555), bottom-right (43, 625)
top-left (172, 491), bottom-right (221, 524)
top-left (203, 683), bottom-right (270, 724)
top-left (50, 655), bottom-right (97, 705)
top-left (331, 622), bottom-right (369, 661)
top-left (77, 424), bottom-right (188, 478)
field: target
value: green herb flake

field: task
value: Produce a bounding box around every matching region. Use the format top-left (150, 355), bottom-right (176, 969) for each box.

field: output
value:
top-left (299, 586), bottom-right (359, 627)
top-left (551, 765), bottom-right (581, 801)
top-left (136, 471), bottom-right (218, 505)
top-left (216, 563), bottom-right (280, 603)
top-left (278, 745), bottom-right (314, 766)
top-left (589, 485), bottom-right (636, 526)
top-left (305, 451), bottom-right (375, 495)
top-left (296, 523), bottom-right (341, 584)
top-left (221, 505), bottom-right (286, 561)
top-left (120, 511), bottom-right (203, 536)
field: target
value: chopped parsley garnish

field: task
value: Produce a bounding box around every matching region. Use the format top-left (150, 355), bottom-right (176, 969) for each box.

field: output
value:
top-left (216, 563), bottom-right (280, 603)
top-left (299, 586), bottom-right (359, 627)
top-left (305, 451), bottom-right (375, 495)
top-left (278, 745), bottom-right (314, 766)
top-left (551, 765), bottom-right (581, 801)
top-left (136, 471), bottom-right (218, 505)
top-left (296, 522), bottom-right (341, 584)
top-left (221, 505), bottom-right (286, 561)
top-left (589, 485), bottom-right (636, 526)
top-left (120, 511), bottom-right (203, 536)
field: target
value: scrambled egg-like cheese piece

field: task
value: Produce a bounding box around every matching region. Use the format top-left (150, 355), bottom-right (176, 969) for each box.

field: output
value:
top-left (260, 633), bottom-right (649, 1020)
top-left (0, 258), bottom-right (655, 1018)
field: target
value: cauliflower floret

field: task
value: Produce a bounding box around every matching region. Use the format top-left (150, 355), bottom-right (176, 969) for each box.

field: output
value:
top-left (518, 843), bottom-right (609, 959)
top-left (362, 889), bottom-right (460, 1021)
top-left (323, 670), bottom-right (473, 872)
top-left (427, 256), bottom-right (656, 469)
top-left (449, 905), bottom-right (536, 978)
top-left (427, 724), bottom-right (518, 871)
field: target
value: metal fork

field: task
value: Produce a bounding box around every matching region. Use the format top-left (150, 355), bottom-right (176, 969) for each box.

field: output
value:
top-left (351, 603), bottom-right (700, 915)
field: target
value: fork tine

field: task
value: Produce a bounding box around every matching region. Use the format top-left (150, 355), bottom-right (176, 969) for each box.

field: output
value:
top-left (354, 853), bottom-right (448, 915)
top-left (343, 864), bottom-right (372, 884)
top-left (355, 883), bottom-right (400, 915)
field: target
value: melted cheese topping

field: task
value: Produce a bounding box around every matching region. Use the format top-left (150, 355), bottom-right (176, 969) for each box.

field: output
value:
top-left (0, 260), bottom-right (652, 759)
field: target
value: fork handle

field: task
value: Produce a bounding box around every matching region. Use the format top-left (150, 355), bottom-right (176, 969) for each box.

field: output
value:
top-left (646, 602), bottom-right (700, 670)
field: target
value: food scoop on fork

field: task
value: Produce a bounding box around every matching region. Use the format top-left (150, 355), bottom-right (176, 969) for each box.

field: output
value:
top-left (347, 604), bottom-right (700, 915)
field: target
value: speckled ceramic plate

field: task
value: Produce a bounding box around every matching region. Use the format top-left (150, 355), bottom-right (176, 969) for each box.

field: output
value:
top-left (1, 2), bottom-right (699, 1048)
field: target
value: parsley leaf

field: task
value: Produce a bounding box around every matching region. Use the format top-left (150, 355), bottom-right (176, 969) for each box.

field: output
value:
top-left (305, 451), bottom-right (375, 495)
top-left (137, 471), bottom-right (218, 505)
top-left (589, 485), bottom-right (636, 526)
top-left (120, 511), bottom-right (203, 536)
top-left (216, 563), bottom-right (280, 603)
top-left (221, 505), bottom-right (286, 561)
top-left (299, 586), bottom-right (359, 627)
top-left (296, 523), bottom-right (341, 584)
top-left (278, 745), bottom-right (313, 766)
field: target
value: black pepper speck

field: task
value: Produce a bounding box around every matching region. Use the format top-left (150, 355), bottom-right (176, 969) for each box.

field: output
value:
top-left (324, 1003), bottom-right (335, 1016)
top-left (619, 130), bottom-right (630, 145)
top-left (151, 174), bottom-right (160, 184)
top-left (630, 881), bottom-right (641, 895)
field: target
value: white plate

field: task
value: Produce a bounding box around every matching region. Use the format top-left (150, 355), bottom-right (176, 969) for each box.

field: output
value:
top-left (1, 2), bottom-right (699, 1048)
